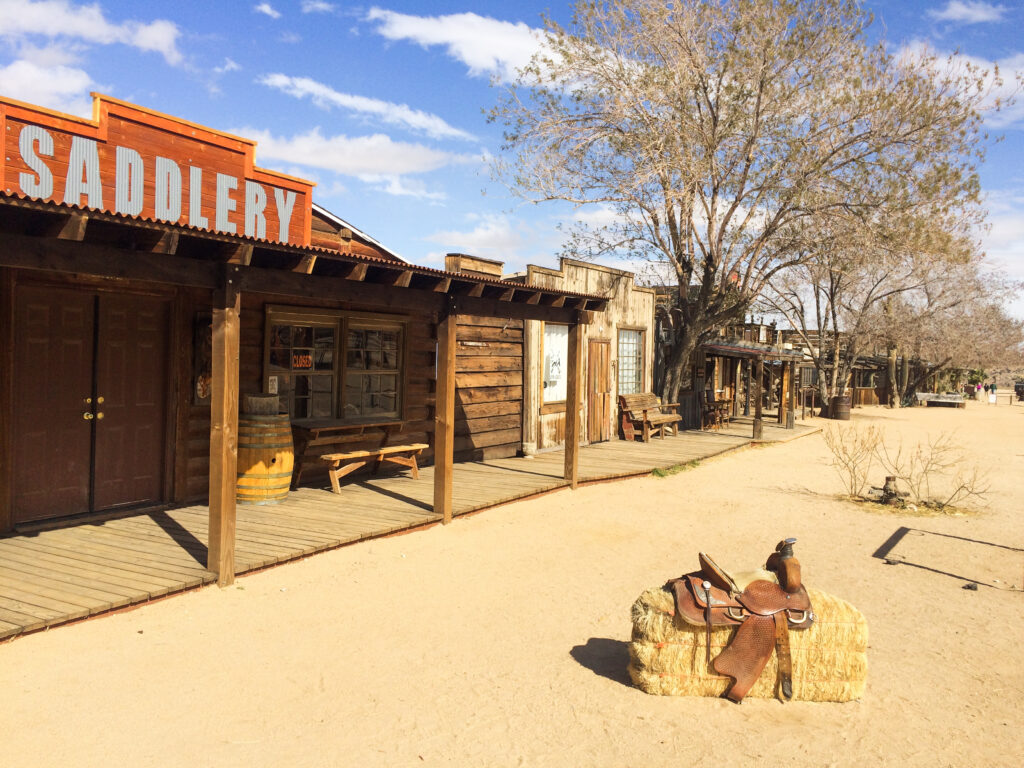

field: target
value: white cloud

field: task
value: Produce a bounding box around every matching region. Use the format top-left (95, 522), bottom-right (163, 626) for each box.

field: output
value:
top-left (366, 7), bottom-right (544, 82)
top-left (237, 126), bottom-right (470, 201)
top-left (214, 58), bottom-right (240, 74)
top-left (258, 73), bottom-right (474, 141)
top-left (0, 58), bottom-right (95, 115)
top-left (0, 0), bottom-right (183, 65)
top-left (928, 2), bottom-right (1007, 24)
top-left (279, 32), bottom-right (302, 44)
top-left (426, 214), bottom-right (526, 255)
top-left (253, 3), bottom-right (281, 20)
top-left (301, 1), bottom-right (334, 12)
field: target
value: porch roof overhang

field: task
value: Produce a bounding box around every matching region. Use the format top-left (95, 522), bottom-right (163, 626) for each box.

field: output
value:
top-left (0, 194), bottom-right (608, 323)
top-left (702, 340), bottom-right (804, 361)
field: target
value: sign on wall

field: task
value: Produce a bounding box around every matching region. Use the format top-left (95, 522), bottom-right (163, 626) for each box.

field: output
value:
top-left (0, 93), bottom-right (314, 247)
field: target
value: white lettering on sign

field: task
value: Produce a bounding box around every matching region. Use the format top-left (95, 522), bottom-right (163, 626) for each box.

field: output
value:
top-left (188, 165), bottom-right (209, 229)
top-left (274, 188), bottom-right (296, 243)
top-left (15, 125), bottom-right (297, 243)
top-left (115, 146), bottom-right (144, 215)
top-left (215, 173), bottom-right (238, 234)
top-left (154, 157), bottom-right (182, 221)
top-left (64, 136), bottom-right (102, 208)
top-left (245, 180), bottom-right (267, 239)
top-left (18, 125), bottom-right (53, 198)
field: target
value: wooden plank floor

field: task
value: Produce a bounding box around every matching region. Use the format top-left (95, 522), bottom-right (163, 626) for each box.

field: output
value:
top-left (0, 420), bottom-right (819, 640)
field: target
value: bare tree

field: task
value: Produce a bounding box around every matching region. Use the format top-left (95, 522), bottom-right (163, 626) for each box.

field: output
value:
top-left (492, 0), bottom-right (1002, 403)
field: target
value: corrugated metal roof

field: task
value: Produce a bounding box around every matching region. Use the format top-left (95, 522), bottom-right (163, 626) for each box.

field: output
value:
top-left (0, 192), bottom-right (608, 304)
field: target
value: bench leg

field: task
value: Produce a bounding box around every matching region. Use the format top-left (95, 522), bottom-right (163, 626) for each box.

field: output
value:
top-left (642, 422), bottom-right (650, 443)
top-left (327, 465), bottom-right (342, 495)
top-left (381, 452), bottom-right (422, 479)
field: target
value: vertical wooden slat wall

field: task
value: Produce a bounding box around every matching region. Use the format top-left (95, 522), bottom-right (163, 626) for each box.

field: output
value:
top-left (564, 321), bottom-right (583, 488)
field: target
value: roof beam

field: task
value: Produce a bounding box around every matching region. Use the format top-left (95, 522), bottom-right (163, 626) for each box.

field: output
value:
top-left (55, 211), bottom-right (89, 241)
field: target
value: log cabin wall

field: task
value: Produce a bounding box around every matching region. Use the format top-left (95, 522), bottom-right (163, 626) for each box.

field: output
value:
top-left (178, 289), bottom-right (437, 501)
top-left (453, 315), bottom-right (524, 461)
top-left (519, 259), bottom-right (655, 452)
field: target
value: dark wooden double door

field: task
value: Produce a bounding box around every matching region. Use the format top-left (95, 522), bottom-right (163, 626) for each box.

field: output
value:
top-left (13, 285), bottom-right (170, 523)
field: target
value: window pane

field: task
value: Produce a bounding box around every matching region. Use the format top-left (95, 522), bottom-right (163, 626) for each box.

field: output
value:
top-left (618, 329), bottom-right (642, 395)
top-left (268, 347), bottom-right (289, 371)
top-left (543, 324), bottom-right (568, 403)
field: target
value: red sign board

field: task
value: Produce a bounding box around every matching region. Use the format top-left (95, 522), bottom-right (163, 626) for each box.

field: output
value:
top-left (0, 93), bottom-right (313, 247)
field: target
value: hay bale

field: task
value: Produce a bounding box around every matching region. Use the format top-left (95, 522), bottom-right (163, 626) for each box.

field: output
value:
top-left (628, 586), bottom-right (867, 702)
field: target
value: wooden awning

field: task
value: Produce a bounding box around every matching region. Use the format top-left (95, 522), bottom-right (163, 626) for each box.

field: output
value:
top-left (0, 194), bottom-right (608, 322)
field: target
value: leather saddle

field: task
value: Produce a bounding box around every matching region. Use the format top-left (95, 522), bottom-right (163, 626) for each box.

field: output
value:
top-left (666, 538), bottom-right (815, 702)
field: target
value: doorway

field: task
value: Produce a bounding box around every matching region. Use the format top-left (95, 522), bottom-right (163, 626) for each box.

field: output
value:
top-left (587, 339), bottom-right (611, 443)
top-left (12, 284), bottom-right (170, 523)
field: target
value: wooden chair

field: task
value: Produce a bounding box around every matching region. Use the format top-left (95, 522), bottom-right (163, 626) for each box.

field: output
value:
top-left (619, 393), bottom-right (681, 442)
top-left (702, 390), bottom-right (723, 431)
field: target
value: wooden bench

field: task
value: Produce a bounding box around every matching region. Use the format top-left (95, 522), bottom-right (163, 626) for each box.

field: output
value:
top-left (291, 419), bottom-right (406, 489)
top-left (619, 393), bottom-right (681, 442)
top-left (321, 443), bottom-right (429, 494)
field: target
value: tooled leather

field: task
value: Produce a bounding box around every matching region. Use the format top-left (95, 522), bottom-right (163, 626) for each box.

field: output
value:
top-left (712, 614), bottom-right (777, 702)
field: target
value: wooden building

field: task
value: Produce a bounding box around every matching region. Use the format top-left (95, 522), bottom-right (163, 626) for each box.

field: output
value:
top-left (0, 94), bottom-right (607, 584)
top-left (508, 259), bottom-right (656, 453)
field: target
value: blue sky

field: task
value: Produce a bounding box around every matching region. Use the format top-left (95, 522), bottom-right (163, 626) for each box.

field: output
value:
top-left (0, 0), bottom-right (1021, 318)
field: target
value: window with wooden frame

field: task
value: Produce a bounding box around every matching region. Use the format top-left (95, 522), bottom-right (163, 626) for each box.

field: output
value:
top-left (264, 307), bottom-right (404, 422)
top-left (617, 328), bottom-right (643, 395)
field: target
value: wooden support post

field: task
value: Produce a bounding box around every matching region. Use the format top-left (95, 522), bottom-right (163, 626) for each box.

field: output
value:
top-left (778, 361), bottom-right (790, 425)
top-left (744, 358), bottom-right (751, 416)
top-left (786, 361), bottom-right (797, 428)
top-left (207, 265), bottom-right (241, 586)
top-left (753, 357), bottom-right (764, 440)
top-left (0, 268), bottom-right (14, 534)
top-left (433, 305), bottom-right (457, 524)
top-left (564, 319), bottom-right (583, 488)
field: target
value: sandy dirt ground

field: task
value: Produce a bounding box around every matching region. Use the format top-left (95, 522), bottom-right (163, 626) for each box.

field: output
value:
top-left (1, 403), bottom-right (1022, 767)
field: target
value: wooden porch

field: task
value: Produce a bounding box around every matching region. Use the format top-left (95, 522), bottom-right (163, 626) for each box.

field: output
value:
top-left (0, 421), bottom-right (818, 641)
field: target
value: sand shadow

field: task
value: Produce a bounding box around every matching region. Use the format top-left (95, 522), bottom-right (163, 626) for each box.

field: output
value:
top-left (570, 638), bottom-right (633, 687)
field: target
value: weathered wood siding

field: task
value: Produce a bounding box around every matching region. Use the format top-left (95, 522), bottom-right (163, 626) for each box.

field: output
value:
top-left (520, 259), bottom-right (655, 452)
top-left (179, 290), bottom-right (437, 500)
top-left (454, 315), bottom-right (524, 461)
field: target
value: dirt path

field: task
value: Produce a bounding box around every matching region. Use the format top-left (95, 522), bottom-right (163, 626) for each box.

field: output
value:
top-left (2, 403), bottom-right (1022, 767)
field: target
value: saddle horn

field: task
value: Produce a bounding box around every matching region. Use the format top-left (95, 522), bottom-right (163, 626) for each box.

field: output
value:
top-left (766, 537), bottom-right (802, 593)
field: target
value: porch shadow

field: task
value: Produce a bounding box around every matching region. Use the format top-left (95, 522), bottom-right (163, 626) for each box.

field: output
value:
top-left (148, 510), bottom-right (208, 567)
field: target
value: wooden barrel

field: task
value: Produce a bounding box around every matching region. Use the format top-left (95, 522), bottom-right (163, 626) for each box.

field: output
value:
top-left (830, 395), bottom-right (851, 421)
top-left (237, 414), bottom-right (294, 505)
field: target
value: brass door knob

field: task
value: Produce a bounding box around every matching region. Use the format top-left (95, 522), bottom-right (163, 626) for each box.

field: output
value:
top-left (97, 396), bottom-right (105, 404)
top-left (96, 412), bottom-right (105, 420)
top-left (83, 412), bottom-right (94, 420)
top-left (84, 397), bottom-right (92, 405)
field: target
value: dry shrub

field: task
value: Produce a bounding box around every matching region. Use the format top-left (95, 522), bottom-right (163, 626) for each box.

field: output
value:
top-left (876, 431), bottom-right (990, 510)
top-left (823, 424), bottom-right (882, 497)
top-left (823, 426), bottom-right (989, 511)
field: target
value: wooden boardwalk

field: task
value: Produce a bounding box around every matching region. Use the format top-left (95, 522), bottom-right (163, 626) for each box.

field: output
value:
top-left (0, 420), bottom-right (818, 640)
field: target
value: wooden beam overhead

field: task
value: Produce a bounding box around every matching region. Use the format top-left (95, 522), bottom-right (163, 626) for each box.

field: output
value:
top-left (466, 283), bottom-right (485, 298)
top-left (551, 296), bottom-right (566, 308)
top-left (294, 254), bottom-right (317, 274)
top-left (432, 277), bottom-right (452, 293)
top-left (227, 243), bottom-right (253, 266)
top-left (390, 269), bottom-right (413, 288)
top-left (344, 263), bottom-right (368, 281)
top-left (151, 230), bottom-right (179, 255)
top-left (499, 287), bottom-right (516, 301)
top-left (55, 211), bottom-right (89, 241)
top-left (526, 291), bottom-right (542, 305)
